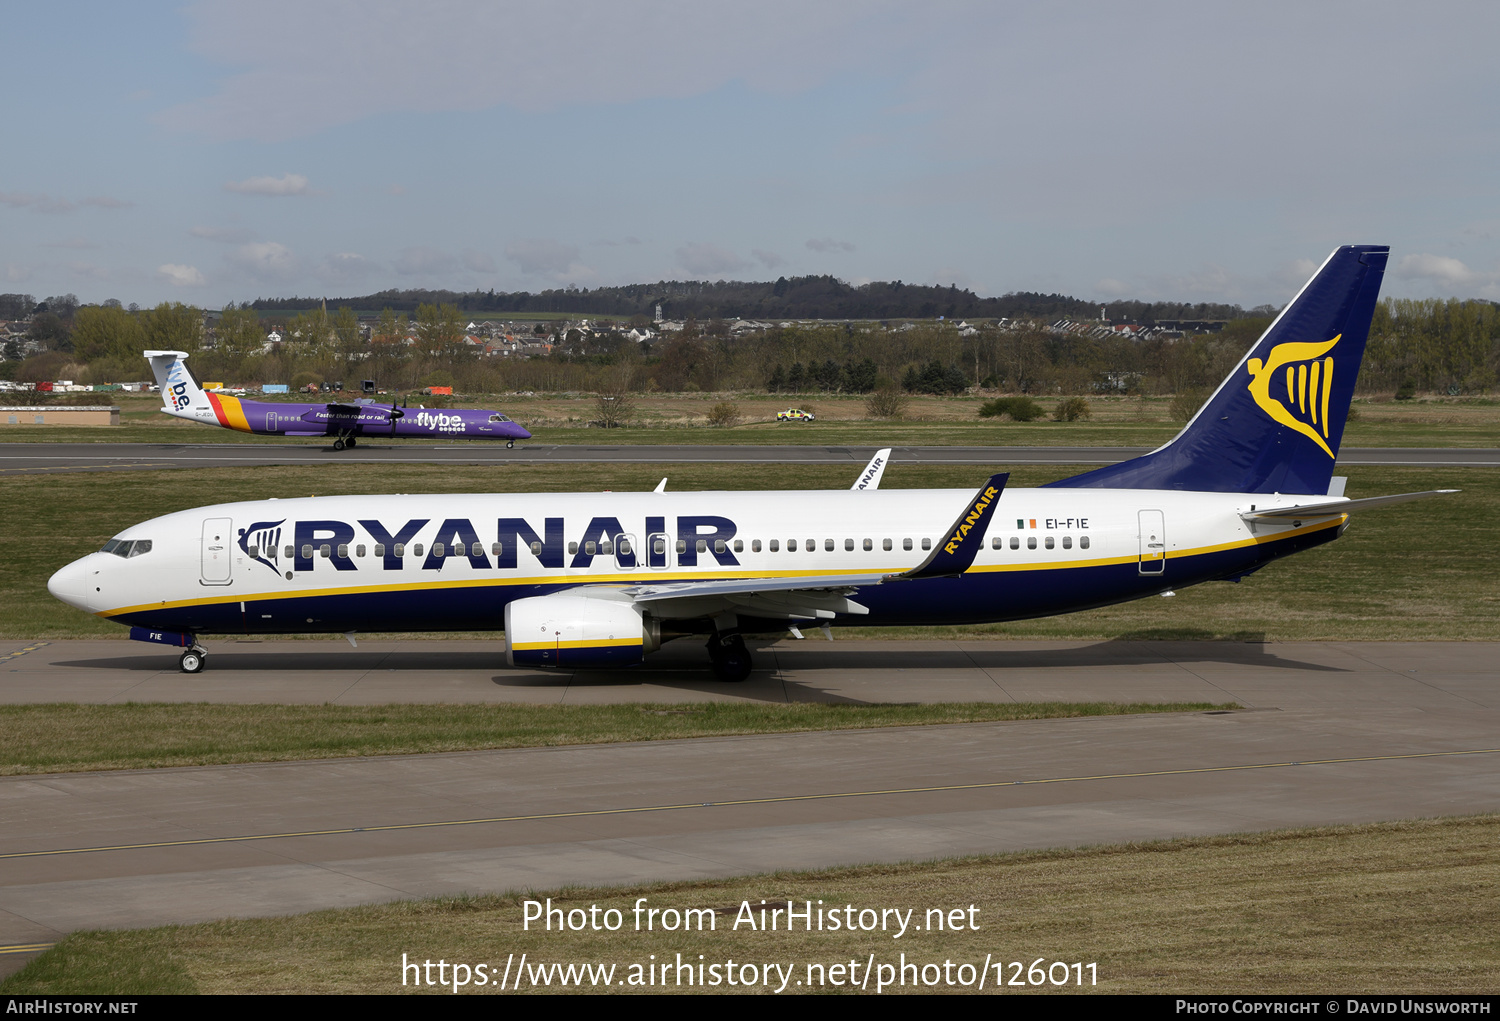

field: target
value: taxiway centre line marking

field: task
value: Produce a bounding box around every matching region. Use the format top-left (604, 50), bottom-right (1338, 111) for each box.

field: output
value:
top-left (0, 942), bottom-right (56, 955)
top-left (5, 746), bottom-right (1497, 862)
top-left (0, 642), bottom-right (49, 662)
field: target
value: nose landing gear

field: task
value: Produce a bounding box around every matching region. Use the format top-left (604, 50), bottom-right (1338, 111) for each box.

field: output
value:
top-left (179, 646), bottom-right (207, 673)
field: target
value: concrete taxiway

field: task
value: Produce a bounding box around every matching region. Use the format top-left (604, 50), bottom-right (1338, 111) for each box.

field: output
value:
top-left (1, 637), bottom-right (1496, 972)
top-left (2, 441), bottom-right (1496, 475)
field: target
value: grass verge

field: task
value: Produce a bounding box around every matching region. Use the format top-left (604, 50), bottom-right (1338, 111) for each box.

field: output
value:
top-left (0, 701), bottom-right (1228, 775)
top-left (5, 814), bottom-right (1496, 994)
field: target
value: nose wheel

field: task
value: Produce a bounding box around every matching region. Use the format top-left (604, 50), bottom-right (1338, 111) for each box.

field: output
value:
top-left (507, 439), bottom-right (515, 448)
top-left (179, 648), bottom-right (207, 673)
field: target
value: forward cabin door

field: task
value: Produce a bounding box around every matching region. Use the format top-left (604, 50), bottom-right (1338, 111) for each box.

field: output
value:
top-left (1138, 510), bottom-right (1166, 575)
top-left (201, 517), bottom-right (233, 585)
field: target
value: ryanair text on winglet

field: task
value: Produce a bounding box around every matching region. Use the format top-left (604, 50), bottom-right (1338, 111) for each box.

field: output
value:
top-left (943, 486), bottom-right (999, 555)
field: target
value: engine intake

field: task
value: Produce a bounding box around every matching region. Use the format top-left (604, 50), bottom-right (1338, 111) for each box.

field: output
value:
top-left (505, 591), bottom-right (659, 668)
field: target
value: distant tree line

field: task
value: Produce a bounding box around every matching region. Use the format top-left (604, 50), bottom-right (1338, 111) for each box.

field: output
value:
top-left (247, 276), bottom-right (1263, 324)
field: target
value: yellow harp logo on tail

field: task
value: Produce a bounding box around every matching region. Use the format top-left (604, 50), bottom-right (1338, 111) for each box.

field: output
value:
top-left (1246, 334), bottom-right (1341, 458)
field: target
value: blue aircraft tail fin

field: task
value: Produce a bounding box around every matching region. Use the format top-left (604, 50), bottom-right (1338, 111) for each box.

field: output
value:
top-left (1046, 245), bottom-right (1388, 495)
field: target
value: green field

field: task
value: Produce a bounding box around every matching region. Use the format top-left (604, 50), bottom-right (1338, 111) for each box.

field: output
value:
top-left (6, 391), bottom-right (1499, 446)
top-left (6, 815), bottom-right (1496, 995)
top-left (0, 701), bottom-right (1228, 775)
top-left (6, 461), bottom-right (1494, 642)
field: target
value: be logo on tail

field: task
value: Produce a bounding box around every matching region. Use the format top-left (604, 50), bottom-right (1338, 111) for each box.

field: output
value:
top-left (1246, 334), bottom-right (1341, 459)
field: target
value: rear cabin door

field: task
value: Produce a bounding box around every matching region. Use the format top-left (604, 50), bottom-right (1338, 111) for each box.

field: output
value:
top-left (1138, 510), bottom-right (1165, 575)
top-left (201, 517), bottom-right (233, 585)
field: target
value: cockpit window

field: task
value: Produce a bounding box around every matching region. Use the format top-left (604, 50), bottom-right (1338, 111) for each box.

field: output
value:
top-left (488, 414), bottom-right (511, 423)
top-left (101, 538), bottom-right (153, 558)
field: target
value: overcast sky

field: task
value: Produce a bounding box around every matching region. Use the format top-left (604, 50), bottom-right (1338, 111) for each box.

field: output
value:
top-left (4, 1), bottom-right (1499, 309)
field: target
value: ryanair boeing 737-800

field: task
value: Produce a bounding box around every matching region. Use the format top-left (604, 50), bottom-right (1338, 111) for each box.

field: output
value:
top-left (49, 246), bottom-right (1452, 680)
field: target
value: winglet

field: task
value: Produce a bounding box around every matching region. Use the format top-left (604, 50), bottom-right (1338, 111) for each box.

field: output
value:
top-left (893, 472), bottom-right (1009, 580)
top-left (851, 448), bottom-right (892, 490)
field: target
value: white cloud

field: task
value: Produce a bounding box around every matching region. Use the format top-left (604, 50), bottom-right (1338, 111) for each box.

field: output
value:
top-left (752, 249), bottom-right (785, 270)
top-left (805, 237), bottom-right (855, 254)
top-left (224, 173), bottom-right (312, 196)
top-left (226, 241), bottom-right (298, 283)
top-left (159, 263), bottom-right (207, 287)
top-left (1095, 277), bottom-right (1129, 298)
top-left (394, 246), bottom-right (457, 277)
top-left (316, 252), bottom-right (374, 287)
top-left (1396, 253), bottom-right (1479, 288)
top-left (159, 1), bottom-right (917, 140)
top-left (191, 225), bottom-right (255, 244)
top-left (675, 242), bottom-right (746, 277)
top-left (3, 262), bottom-right (33, 282)
top-left (506, 238), bottom-right (580, 276)
top-left (0, 191), bottom-right (75, 214)
top-left (462, 249), bottom-right (497, 274)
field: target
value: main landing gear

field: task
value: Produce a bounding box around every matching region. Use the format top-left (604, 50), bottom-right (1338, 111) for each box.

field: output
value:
top-left (707, 632), bottom-right (752, 682)
top-left (179, 645), bottom-right (208, 673)
top-left (332, 434), bottom-right (358, 451)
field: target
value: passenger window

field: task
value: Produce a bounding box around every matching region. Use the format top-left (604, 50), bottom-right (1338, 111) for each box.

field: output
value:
top-left (585, 541), bottom-right (596, 555)
top-left (599, 541), bottom-right (611, 555)
top-left (1080, 535), bottom-right (1091, 549)
top-left (568, 542), bottom-right (578, 555)
top-left (433, 543), bottom-right (445, 557)
top-left (610, 540), bottom-right (623, 555)
top-left (247, 545), bottom-right (259, 558)
top-left (1027, 537), bottom-right (1037, 550)
top-left (1062, 536), bottom-right (1072, 549)
top-left (356, 544), bottom-right (366, 557)
top-left (676, 539), bottom-right (687, 554)
top-left (770, 539), bottom-right (780, 552)
top-left (695, 539), bottom-right (706, 554)
top-left (285, 545), bottom-right (295, 559)
top-left (302, 544), bottom-right (314, 559)
top-left (337, 543), bottom-right (349, 558)
top-left (394, 543), bottom-right (405, 557)
top-left (1045, 537), bottom-right (1054, 549)
top-left (653, 539), bottom-right (665, 554)
top-left (491, 542), bottom-right (502, 556)
top-left (752, 539), bottom-right (761, 552)
top-left (529, 541), bottom-right (542, 555)
top-left (788, 539), bottom-right (797, 551)
top-left (714, 539), bottom-right (725, 554)
top-left (472, 542), bottom-right (483, 557)
top-left (843, 539), bottom-right (853, 551)
top-left (733, 539), bottom-right (743, 553)
top-left (903, 538), bottom-right (912, 551)
top-left (863, 538), bottom-right (872, 551)
top-left (1010, 537), bottom-right (1019, 550)
top-left (807, 539), bottom-right (816, 553)
top-left (921, 538), bottom-right (931, 550)
top-left (883, 538), bottom-right (892, 551)
top-left (991, 537), bottom-right (1001, 549)
top-left (413, 543), bottom-right (424, 557)
top-left (375, 544), bottom-right (386, 557)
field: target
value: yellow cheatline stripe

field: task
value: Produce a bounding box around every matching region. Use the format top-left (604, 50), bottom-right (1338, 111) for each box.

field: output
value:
top-left (511, 637), bottom-right (643, 651)
top-left (98, 521), bottom-right (1343, 618)
top-left (0, 942), bottom-right (56, 955)
top-left (6, 746), bottom-right (1496, 862)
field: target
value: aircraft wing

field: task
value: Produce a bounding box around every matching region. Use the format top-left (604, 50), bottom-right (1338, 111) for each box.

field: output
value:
top-left (1240, 489), bottom-right (1458, 521)
top-left (622, 574), bottom-right (877, 620)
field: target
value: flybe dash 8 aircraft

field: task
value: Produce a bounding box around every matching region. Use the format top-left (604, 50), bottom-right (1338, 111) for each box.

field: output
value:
top-left (52, 246), bottom-right (1453, 680)
top-left (145, 350), bottom-right (532, 449)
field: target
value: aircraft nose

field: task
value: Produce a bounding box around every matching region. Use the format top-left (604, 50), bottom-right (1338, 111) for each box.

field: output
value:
top-left (47, 557), bottom-right (90, 611)
top-left (514, 423), bottom-right (532, 439)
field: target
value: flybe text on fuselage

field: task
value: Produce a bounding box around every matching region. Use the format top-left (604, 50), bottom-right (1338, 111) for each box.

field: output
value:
top-left (243, 515), bottom-right (743, 574)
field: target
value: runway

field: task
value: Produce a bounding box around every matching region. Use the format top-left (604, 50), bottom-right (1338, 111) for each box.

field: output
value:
top-left (1, 637), bottom-right (1496, 967)
top-left (3, 441), bottom-right (1496, 474)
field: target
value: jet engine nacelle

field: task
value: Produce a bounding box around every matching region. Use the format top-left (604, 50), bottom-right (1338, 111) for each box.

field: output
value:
top-left (504, 591), bottom-right (660, 669)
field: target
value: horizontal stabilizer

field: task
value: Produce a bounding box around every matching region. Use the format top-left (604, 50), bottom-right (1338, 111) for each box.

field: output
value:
top-left (1241, 489), bottom-right (1458, 521)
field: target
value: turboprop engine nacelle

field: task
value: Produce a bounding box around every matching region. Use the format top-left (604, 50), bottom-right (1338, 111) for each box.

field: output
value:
top-left (504, 591), bottom-right (661, 669)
